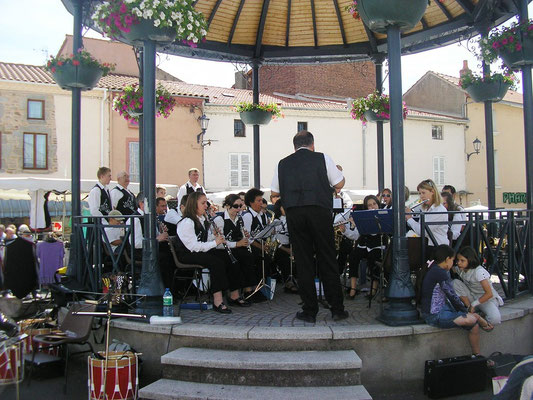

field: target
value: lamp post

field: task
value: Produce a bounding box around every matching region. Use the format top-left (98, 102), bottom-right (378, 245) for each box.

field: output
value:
top-left (466, 137), bottom-right (482, 161)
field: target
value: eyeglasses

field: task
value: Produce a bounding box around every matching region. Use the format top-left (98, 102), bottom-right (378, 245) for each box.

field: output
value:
top-left (231, 204), bottom-right (243, 209)
top-left (382, 194), bottom-right (391, 197)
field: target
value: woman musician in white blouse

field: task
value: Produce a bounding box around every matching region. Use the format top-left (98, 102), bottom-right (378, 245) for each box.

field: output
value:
top-left (405, 179), bottom-right (448, 260)
top-left (176, 191), bottom-right (246, 314)
top-left (212, 194), bottom-right (257, 305)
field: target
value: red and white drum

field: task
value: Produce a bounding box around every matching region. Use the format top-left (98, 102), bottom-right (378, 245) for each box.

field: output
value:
top-left (22, 328), bottom-right (60, 356)
top-left (0, 341), bottom-right (24, 385)
top-left (88, 351), bottom-right (138, 400)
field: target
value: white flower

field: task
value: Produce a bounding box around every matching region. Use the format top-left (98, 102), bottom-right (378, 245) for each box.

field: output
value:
top-left (160, 12), bottom-right (165, 20)
top-left (140, 1), bottom-right (146, 9)
top-left (154, 19), bottom-right (161, 27)
top-left (167, 20), bottom-right (172, 26)
top-left (153, 0), bottom-right (160, 6)
top-left (187, 23), bottom-right (193, 30)
top-left (192, 36), bottom-right (198, 43)
top-left (144, 9), bottom-right (153, 18)
top-left (125, 0), bottom-right (135, 3)
top-left (201, 29), bottom-right (207, 36)
top-left (178, 27), bottom-right (184, 34)
top-left (195, 20), bottom-right (199, 27)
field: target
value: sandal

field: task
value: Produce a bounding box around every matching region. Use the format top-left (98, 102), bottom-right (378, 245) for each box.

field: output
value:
top-left (348, 288), bottom-right (358, 300)
top-left (213, 302), bottom-right (232, 314)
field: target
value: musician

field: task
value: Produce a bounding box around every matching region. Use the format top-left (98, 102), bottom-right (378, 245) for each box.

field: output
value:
top-left (176, 191), bottom-right (246, 314)
top-left (405, 179), bottom-right (448, 260)
top-left (88, 167), bottom-right (112, 216)
top-left (111, 171), bottom-right (137, 215)
top-left (177, 168), bottom-right (205, 205)
top-left (348, 195), bottom-right (387, 299)
top-left (213, 194), bottom-right (258, 306)
top-left (164, 195), bottom-right (187, 236)
top-left (379, 188), bottom-right (392, 209)
top-left (441, 191), bottom-right (466, 245)
top-left (156, 197), bottom-right (168, 224)
top-left (272, 200), bottom-right (298, 294)
top-left (156, 186), bottom-right (167, 198)
top-left (127, 193), bottom-right (173, 287)
top-left (271, 130), bottom-right (348, 323)
top-left (242, 188), bottom-right (271, 302)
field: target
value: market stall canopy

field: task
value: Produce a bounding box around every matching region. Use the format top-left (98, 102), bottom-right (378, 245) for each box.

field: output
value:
top-left (63, 0), bottom-right (526, 64)
top-left (0, 177), bottom-right (178, 196)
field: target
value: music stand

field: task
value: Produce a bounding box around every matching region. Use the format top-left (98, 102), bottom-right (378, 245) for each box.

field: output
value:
top-left (351, 209), bottom-right (393, 310)
top-left (246, 220), bottom-right (282, 300)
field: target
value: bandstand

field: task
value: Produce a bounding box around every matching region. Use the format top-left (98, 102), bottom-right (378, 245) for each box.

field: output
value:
top-left (57, 0), bottom-right (533, 398)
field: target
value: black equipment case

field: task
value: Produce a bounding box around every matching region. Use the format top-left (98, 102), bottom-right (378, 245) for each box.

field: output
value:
top-left (424, 354), bottom-right (488, 398)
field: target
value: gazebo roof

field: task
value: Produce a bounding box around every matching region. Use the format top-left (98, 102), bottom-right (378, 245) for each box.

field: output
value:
top-left (62, 0), bottom-right (526, 64)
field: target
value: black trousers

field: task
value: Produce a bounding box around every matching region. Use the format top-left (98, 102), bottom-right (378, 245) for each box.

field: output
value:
top-left (285, 206), bottom-right (344, 316)
top-left (179, 249), bottom-right (241, 293)
top-left (348, 247), bottom-right (381, 280)
top-left (337, 237), bottom-right (354, 274)
top-left (219, 247), bottom-right (257, 290)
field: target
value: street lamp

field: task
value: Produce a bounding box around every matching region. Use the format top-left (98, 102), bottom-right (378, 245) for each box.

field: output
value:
top-left (196, 114), bottom-right (210, 144)
top-left (467, 137), bottom-right (482, 161)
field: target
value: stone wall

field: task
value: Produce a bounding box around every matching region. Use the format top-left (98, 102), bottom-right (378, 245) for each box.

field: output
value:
top-left (0, 88), bottom-right (57, 174)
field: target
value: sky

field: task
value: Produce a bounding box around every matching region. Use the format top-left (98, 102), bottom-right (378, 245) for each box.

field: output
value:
top-left (0, 0), bottom-right (530, 94)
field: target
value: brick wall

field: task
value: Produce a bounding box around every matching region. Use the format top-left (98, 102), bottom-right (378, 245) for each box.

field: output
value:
top-left (0, 89), bottom-right (57, 174)
top-left (255, 62), bottom-right (376, 99)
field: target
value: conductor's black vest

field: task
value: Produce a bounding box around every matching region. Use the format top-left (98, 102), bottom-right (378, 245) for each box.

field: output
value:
top-left (278, 149), bottom-right (332, 210)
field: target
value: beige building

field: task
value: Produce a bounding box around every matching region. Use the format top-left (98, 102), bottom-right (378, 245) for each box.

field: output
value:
top-left (404, 68), bottom-right (526, 208)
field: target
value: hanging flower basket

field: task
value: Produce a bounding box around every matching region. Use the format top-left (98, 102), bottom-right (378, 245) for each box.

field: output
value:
top-left (45, 50), bottom-right (114, 91)
top-left (113, 83), bottom-right (176, 123)
top-left (363, 110), bottom-right (390, 123)
top-left (234, 102), bottom-right (283, 126)
top-left (465, 81), bottom-right (510, 103)
top-left (120, 18), bottom-right (176, 45)
top-left (351, 0), bottom-right (428, 34)
top-left (351, 91), bottom-right (408, 123)
top-left (460, 71), bottom-right (516, 103)
top-left (479, 20), bottom-right (533, 68)
top-left (91, 0), bottom-right (208, 47)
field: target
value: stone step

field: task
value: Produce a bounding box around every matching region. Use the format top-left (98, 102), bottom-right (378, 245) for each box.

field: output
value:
top-left (139, 379), bottom-right (373, 400)
top-left (161, 347), bottom-right (361, 387)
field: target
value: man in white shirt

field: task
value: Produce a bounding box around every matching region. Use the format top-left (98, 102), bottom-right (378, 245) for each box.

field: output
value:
top-left (88, 167), bottom-right (112, 216)
top-left (111, 171), bottom-right (136, 215)
top-left (177, 168), bottom-right (205, 205)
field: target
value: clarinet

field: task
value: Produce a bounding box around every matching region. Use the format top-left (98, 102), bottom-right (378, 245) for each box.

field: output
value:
top-left (238, 215), bottom-right (253, 253)
top-left (208, 216), bottom-right (238, 264)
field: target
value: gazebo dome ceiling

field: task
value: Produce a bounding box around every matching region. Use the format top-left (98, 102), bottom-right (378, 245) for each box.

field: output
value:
top-left (65, 0), bottom-right (525, 64)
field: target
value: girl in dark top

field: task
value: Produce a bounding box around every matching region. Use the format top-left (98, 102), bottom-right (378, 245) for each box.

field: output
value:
top-left (420, 244), bottom-right (493, 355)
top-left (348, 195), bottom-right (388, 299)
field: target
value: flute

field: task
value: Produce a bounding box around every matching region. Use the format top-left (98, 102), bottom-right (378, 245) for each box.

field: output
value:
top-left (208, 216), bottom-right (238, 264)
top-left (410, 199), bottom-right (429, 211)
top-left (238, 215), bottom-right (253, 253)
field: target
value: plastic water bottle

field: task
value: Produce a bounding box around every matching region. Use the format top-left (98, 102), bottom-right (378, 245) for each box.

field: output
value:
top-left (163, 288), bottom-right (173, 317)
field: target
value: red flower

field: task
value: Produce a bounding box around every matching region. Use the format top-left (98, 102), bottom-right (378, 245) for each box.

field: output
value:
top-left (72, 60), bottom-right (80, 66)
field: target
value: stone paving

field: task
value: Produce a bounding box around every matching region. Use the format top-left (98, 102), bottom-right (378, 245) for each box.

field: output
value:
top-left (178, 285), bottom-right (383, 327)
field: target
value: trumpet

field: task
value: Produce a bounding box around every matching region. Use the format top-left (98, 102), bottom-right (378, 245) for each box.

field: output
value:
top-left (208, 216), bottom-right (238, 264)
top-left (238, 215), bottom-right (252, 253)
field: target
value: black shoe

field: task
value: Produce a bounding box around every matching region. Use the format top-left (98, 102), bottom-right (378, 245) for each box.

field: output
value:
top-left (227, 297), bottom-right (252, 307)
top-left (296, 311), bottom-right (316, 323)
top-left (213, 303), bottom-right (232, 314)
top-left (332, 310), bottom-right (349, 322)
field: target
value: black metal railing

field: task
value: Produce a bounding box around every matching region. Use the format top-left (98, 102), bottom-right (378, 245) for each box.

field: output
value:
top-left (416, 209), bottom-right (532, 299)
top-left (71, 215), bottom-right (142, 292)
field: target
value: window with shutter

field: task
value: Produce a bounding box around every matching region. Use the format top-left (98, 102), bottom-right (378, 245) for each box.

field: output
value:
top-left (129, 141), bottom-right (140, 182)
top-left (229, 153), bottom-right (251, 188)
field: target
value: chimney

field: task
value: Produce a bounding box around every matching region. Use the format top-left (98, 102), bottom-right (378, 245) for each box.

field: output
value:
top-left (234, 71), bottom-right (247, 89)
top-left (459, 60), bottom-right (471, 77)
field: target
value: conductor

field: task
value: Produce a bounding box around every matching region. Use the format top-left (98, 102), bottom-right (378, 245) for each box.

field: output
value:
top-left (271, 131), bottom-right (349, 323)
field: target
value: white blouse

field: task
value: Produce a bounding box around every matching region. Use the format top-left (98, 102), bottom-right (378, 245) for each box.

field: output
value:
top-left (407, 203), bottom-right (449, 246)
top-left (177, 216), bottom-right (217, 253)
top-left (213, 211), bottom-right (239, 249)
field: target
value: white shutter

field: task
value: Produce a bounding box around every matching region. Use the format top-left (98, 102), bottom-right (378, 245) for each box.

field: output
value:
top-left (439, 157), bottom-right (445, 185)
top-left (240, 154), bottom-right (250, 187)
top-left (229, 154), bottom-right (239, 187)
top-left (129, 142), bottom-right (140, 182)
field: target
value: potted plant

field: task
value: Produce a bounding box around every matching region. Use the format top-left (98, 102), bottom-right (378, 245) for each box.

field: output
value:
top-left (45, 50), bottom-right (114, 91)
top-left (459, 70), bottom-right (517, 103)
top-left (480, 19), bottom-right (533, 68)
top-left (91, 0), bottom-right (208, 46)
top-left (346, 0), bottom-right (435, 34)
top-left (235, 102), bottom-right (283, 125)
top-left (113, 83), bottom-right (177, 123)
top-left (350, 91), bottom-right (408, 123)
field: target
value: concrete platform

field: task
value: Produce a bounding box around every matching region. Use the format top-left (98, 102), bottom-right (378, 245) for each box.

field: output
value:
top-left (139, 379), bottom-right (373, 400)
top-left (111, 291), bottom-right (533, 393)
